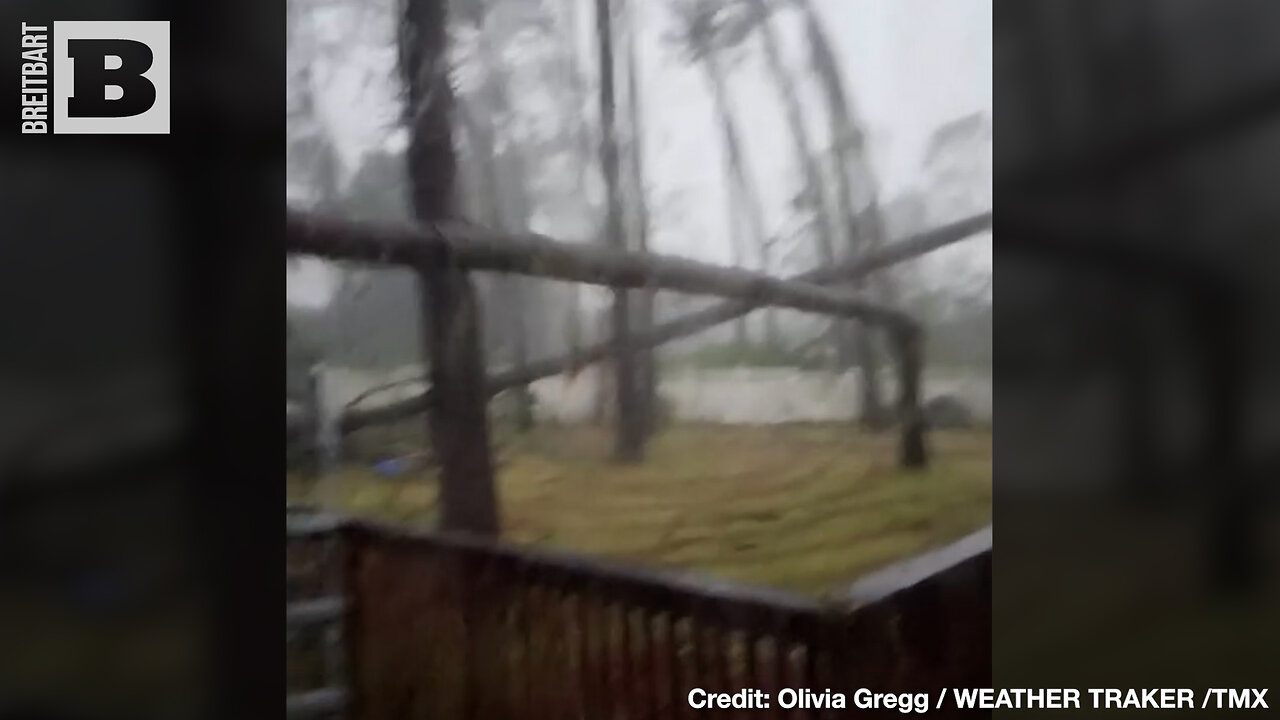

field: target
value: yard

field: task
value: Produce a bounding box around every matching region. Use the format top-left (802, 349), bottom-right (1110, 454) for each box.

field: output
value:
top-left (287, 423), bottom-right (991, 596)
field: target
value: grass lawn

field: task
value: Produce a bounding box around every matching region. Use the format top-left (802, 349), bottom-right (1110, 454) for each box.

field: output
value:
top-left (287, 423), bottom-right (991, 597)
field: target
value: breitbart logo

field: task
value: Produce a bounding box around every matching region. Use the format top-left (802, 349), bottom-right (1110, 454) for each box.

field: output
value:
top-left (20, 20), bottom-right (170, 134)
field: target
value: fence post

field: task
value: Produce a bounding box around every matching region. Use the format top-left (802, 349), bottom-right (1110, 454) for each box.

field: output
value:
top-left (417, 264), bottom-right (500, 536)
top-left (893, 325), bottom-right (928, 469)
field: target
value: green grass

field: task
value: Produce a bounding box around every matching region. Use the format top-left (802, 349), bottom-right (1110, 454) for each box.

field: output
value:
top-left (288, 424), bottom-right (991, 596)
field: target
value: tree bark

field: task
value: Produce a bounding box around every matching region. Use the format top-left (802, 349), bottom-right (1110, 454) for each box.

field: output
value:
top-left (596, 0), bottom-right (645, 462)
top-left (401, 0), bottom-right (499, 535)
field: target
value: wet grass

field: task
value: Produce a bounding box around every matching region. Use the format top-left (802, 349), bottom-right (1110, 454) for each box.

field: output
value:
top-left (287, 423), bottom-right (991, 596)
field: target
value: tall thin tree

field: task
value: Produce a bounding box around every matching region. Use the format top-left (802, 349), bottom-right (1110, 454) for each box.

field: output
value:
top-left (742, 0), bottom-right (841, 355)
top-left (596, 0), bottom-right (645, 461)
top-left (792, 0), bottom-right (892, 426)
top-left (669, 0), bottom-right (769, 349)
top-left (400, 0), bottom-right (500, 533)
top-left (622, 0), bottom-right (659, 433)
top-left (556, 0), bottom-right (611, 424)
top-left (466, 0), bottom-right (536, 430)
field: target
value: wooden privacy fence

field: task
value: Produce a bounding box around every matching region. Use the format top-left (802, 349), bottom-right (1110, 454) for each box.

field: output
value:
top-left (295, 515), bottom-right (991, 720)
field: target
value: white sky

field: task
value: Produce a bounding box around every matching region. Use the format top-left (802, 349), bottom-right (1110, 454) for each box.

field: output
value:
top-left (288, 0), bottom-right (991, 307)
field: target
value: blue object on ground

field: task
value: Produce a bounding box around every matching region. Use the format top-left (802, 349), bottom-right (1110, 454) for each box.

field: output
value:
top-left (373, 457), bottom-right (411, 477)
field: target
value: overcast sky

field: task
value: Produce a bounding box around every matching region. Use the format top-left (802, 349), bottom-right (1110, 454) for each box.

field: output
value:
top-left (288, 0), bottom-right (991, 307)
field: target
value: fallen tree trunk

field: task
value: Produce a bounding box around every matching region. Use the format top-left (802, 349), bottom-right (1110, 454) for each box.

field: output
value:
top-left (287, 210), bottom-right (915, 325)
top-left (286, 210), bottom-right (990, 438)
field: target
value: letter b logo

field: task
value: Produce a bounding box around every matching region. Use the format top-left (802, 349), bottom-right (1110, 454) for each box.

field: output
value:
top-left (53, 21), bottom-right (170, 134)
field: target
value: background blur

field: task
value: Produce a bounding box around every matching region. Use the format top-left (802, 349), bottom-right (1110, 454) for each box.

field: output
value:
top-left (993, 0), bottom-right (1280, 703)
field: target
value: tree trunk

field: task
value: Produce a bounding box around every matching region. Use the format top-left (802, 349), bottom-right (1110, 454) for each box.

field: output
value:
top-left (286, 212), bottom-right (915, 328)
top-left (701, 46), bottom-right (766, 349)
top-left (593, 306), bottom-right (614, 424)
top-left (470, 4), bottom-right (535, 432)
top-left (749, 0), bottom-right (837, 265)
top-left (892, 325), bottom-right (928, 468)
top-left (402, 0), bottom-right (499, 534)
top-left (501, 148), bottom-right (536, 431)
top-left (456, 4), bottom-right (536, 432)
top-left (623, 0), bottom-right (659, 435)
top-left (558, 0), bottom-right (610, 426)
top-left (853, 325), bottom-right (888, 428)
top-left (727, 190), bottom-right (750, 349)
top-left (562, 0), bottom-right (596, 189)
top-left (749, 0), bottom-right (849, 369)
top-left (794, 0), bottom-right (890, 426)
top-left (596, 0), bottom-right (644, 462)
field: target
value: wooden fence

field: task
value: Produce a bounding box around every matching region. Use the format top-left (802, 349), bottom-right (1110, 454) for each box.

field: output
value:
top-left (289, 514), bottom-right (991, 720)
